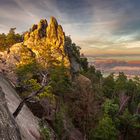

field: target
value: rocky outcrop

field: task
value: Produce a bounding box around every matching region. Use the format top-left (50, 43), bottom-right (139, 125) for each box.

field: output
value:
top-left (75, 74), bottom-right (92, 89)
top-left (0, 75), bottom-right (41, 140)
top-left (67, 47), bottom-right (81, 73)
top-left (65, 37), bottom-right (81, 73)
top-left (0, 87), bottom-right (22, 140)
top-left (0, 52), bottom-right (7, 73)
top-left (10, 17), bottom-right (70, 68)
top-left (1, 17), bottom-right (82, 80)
top-left (0, 18), bottom-right (83, 92)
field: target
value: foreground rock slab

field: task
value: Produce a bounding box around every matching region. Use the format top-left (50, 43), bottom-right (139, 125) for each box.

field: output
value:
top-left (0, 75), bottom-right (41, 140)
top-left (0, 87), bottom-right (21, 140)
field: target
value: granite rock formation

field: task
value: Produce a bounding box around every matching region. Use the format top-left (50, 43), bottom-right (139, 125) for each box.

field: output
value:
top-left (0, 75), bottom-right (41, 140)
top-left (9, 17), bottom-right (70, 68)
top-left (0, 86), bottom-right (22, 140)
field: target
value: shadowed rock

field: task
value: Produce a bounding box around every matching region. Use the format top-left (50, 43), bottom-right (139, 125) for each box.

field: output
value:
top-left (0, 75), bottom-right (41, 140)
top-left (0, 87), bottom-right (22, 140)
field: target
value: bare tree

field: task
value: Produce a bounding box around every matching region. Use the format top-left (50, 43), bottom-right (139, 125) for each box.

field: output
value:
top-left (13, 72), bottom-right (49, 118)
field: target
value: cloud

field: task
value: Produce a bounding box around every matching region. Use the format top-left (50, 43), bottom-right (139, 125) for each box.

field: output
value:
top-left (0, 0), bottom-right (140, 56)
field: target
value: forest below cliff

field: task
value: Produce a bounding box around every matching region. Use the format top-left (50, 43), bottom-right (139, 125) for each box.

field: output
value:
top-left (0, 17), bottom-right (140, 140)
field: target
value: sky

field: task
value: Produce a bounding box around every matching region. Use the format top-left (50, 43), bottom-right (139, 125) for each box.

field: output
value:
top-left (0, 0), bottom-right (140, 56)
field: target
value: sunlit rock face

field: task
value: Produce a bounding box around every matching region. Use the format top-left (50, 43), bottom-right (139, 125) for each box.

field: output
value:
top-left (7, 43), bottom-right (35, 66)
top-left (0, 43), bottom-right (35, 83)
top-left (23, 17), bottom-right (70, 67)
top-left (2, 17), bottom-right (80, 82)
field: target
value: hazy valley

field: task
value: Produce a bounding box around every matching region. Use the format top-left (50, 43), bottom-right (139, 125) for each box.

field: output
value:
top-left (88, 55), bottom-right (140, 78)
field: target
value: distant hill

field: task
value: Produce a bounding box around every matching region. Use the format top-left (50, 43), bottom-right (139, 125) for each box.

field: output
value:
top-left (89, 58), bottom-right (140, 77)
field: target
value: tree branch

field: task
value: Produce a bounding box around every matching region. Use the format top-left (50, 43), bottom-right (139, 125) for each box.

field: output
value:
top-left (13, 86), bottom-right (45, 118)
top-left (13, 73), bottom-right (49, 118)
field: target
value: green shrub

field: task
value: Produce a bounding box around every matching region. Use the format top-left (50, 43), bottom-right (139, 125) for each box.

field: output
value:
top-left (93, 115), bottom-right (118, 140)
top-left (39, 122), bottom-right (50, 140)
top-left (54, 110), bottom-right (64, 139)
top-left (50, 65), bottom-right (71, 96)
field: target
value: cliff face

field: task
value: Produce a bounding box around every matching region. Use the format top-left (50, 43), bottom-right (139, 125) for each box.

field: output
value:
top-left (8, 17), bottom-right (70, 68)
top-left (0, 87), bottom-right (21, 140)
top-left (0, 17), bottom-right (81, 83)
top-left (0, 75), bottom-right (41, 140)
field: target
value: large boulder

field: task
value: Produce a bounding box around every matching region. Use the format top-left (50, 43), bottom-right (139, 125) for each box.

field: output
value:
top-left (0, 87), bottom-right (21, 140)
top-left (0, 75), bottom-right (41, 140)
